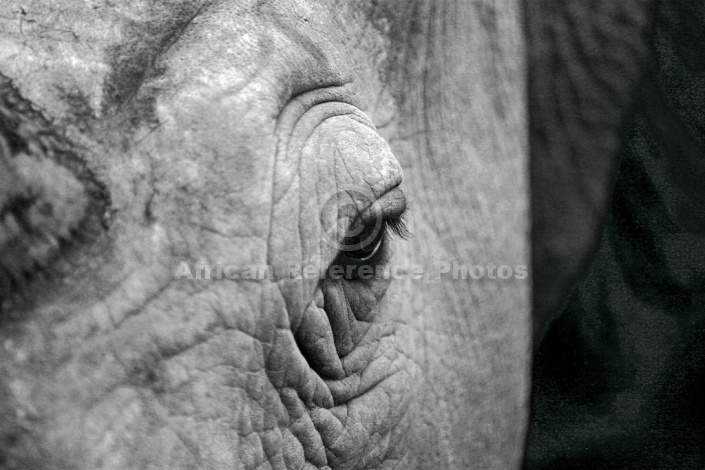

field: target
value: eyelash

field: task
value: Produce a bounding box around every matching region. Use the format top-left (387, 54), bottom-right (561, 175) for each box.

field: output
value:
top-left (383, 214), bottom-right (411, 241)
top-left (337, 209), bottom-right (411, 267)
top-left (389, 197), bottom-right (412, 240)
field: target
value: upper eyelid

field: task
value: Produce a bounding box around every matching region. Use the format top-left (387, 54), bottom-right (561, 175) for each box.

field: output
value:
top-left (358, 188), bottom-right (407, 226)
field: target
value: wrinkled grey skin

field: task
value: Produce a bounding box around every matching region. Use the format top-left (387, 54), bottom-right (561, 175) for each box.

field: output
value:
top-left (0, 1), bottom-right (528, 469)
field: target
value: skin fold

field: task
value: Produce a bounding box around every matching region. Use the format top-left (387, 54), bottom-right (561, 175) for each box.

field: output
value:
top-left (0, 0), bottom-right (529, 469)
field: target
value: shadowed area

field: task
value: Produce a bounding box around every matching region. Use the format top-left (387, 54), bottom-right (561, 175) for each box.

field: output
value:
top-left (527, 0), bottom-right (705, 467)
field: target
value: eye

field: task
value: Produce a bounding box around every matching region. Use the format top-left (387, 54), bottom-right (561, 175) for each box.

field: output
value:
top-left (342, 220), bottom-right (386, 262)
top-left (323, 187), bottom-right (410, 280)
top-left (336, 213), bottom-right (410, 269)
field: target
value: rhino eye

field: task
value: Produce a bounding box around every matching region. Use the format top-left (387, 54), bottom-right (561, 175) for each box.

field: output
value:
top-left (346, 235), bottom-right (383, 261)
top-left (336, 213), bottom-right (409, 269)
top-left (340, 220), bottom-right (386, 262)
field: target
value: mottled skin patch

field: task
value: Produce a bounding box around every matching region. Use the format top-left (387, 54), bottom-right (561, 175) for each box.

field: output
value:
top-left (0, 75), bottom-right (107, 308)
